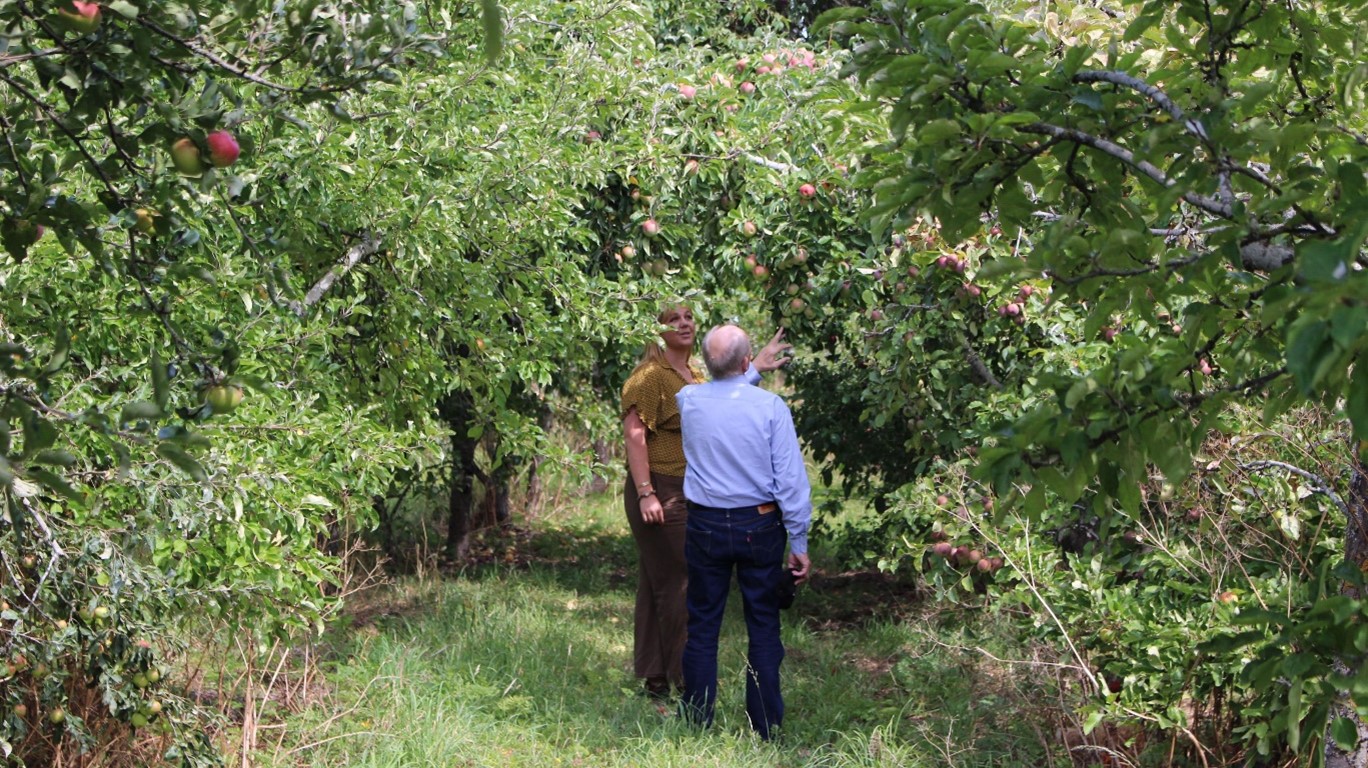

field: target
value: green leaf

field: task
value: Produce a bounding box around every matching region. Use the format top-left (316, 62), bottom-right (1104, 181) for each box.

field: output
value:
top-left (1331, 717), bottom-right (1359, 753)
top-left (32, 450), bottom-right (76, 467)
top-left (482, 0), bottom-right (503, 64)
top-left (107, 0), bottom-right (139, 18)
top-left (152, 345), bottom-right (170, 411)
top-left (25, 467), bottom-right (83, 501)
top-left (1349, 360), bottom-right (1368, 440)
top-left (156, 443), bottom-right (208, 483)
top-left (120, 401), bottom-right (163, 424)
top-left (812, 6), bottom-right (869, 36)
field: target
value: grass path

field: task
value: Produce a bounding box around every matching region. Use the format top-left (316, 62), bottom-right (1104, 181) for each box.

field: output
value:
top-left (258, 497), bottom-right (1070, 767)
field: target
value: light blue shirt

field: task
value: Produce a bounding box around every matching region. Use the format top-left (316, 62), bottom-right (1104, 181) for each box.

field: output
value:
top-left (677, 374), bottom-right (812, 554)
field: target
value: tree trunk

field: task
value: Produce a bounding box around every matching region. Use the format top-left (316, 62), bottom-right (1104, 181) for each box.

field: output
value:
top-left (441, 392), bottom-right (480, 562)
top-left (1326, 446), bottom-right (1368, 768)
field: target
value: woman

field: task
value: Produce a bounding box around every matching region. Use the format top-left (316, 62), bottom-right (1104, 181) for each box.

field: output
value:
top-left (620, 305), bottom-right (789, 701)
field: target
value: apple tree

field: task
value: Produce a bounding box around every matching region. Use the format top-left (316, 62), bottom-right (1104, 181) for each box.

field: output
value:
top-left (810, 0), bottom-right (1368, 762)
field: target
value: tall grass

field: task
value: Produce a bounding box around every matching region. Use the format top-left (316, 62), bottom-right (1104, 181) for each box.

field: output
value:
top-left (257, 491), bottom-right (1073, 768)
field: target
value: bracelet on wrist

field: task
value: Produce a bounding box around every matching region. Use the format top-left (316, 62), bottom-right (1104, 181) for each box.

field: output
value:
top-left (636, 480), bottom-right (653, 489)
top-left (638, 489), bottom-right (656, 499)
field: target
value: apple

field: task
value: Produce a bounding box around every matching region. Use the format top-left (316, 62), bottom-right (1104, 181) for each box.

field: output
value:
top-left (206, 130), bottom-right (240, 167)
top-left (12, 703), bottom-right (27, 719)
top-left (93, 605), bottom-right (110, 619)
top-left (48, 707), bottom-right (65, 724)
top-left (131, 712), bottom-right (150, 728)
top-left (757, 65), bottom-right (771, 75)
top-left (145, 699), bottom-right (162, 715)
top-left (735, 58), bottom-right (749, 71)
top-left (20, 555), bottom-right (36, 571)
top-left (205, 384), bottom-right (244, 414)
top-left (976, 558), bottom-right (993, 573)
top-left (743, 253), bottom-right (757, 270)
top-left (793, 247), bottom-right (808, 264)
top-left (134, 208), bottom-right (156, 234)
top-left (683, 159), bottom-right (699, 175)
top-left (798, 183), bottom-right (817, 199)
top-left (1198, 358), bottom-right (1213, 375)
top-left (678, 84), bottom-right (697, 100)
top-left (54, 1), bottom-right (101, 34)
top-left (935, 494), bottom-right (949, 506)
top-left (788, 298), bottom-right (805, 312)
top-left (1102, 326), bottom-right (1119, 342)
top-left (584, 130), bottom-right (601, 143)
top-left (170, 138), bottom-right (204, 176)
top-left (1018, 285), bottom-right (1034, 300)
top-left (967, 549), bottom-right (983, 564)
top-left (868, 309), bottom-right (883, 321)
top-left (1217, 591), bottom-right (1237, 604)
top-left (741, 220), bottom-right (758, 237)
top-left (752, 264), bottom-right (768, 279)
top-left (786, 283), bottom-right (801, 296)
top-left (641, 219), bottom-right (661, 237)
top-left (931, 541), bottom-right (953, 557)
top-left (739, 81), bottom-right (756, 94)
top-left (619, 244), bottom-right (636, 260)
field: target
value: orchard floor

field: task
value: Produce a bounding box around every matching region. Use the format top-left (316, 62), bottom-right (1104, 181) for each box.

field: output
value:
top-left (253, 496), bottom-right (1087, 768)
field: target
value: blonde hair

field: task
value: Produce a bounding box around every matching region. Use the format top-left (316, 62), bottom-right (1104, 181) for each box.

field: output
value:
top-left (631, 304), bottom-right (689, 375)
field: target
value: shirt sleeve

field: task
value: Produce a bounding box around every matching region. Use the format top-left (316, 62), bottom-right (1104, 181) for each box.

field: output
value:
top-left (744, 362), bottom-right (761, 386)
top-left (621, 368), bottom-right (662, 431)
top-left (769, 398), bottom-right (812, 554)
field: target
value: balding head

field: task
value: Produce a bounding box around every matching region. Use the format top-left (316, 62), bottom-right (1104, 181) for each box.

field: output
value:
top-left (701, 324), bottom-right (752, 379)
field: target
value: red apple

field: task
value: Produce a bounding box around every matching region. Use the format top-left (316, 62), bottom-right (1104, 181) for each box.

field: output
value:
top-left (684, 159), bottom-right (699, 175)
top-left (619, 244), bottom-right (636, 260)
top-left (642, 219), bottom-right (661, 237)
top-left (742, 220), bottom-right (757, 237)
top-left (735, 58), bottom-right (749, 71)
top-left (206, 130), bottom-right (240, 167)
top-left (798, 183), bottom-right (817, 199)
top-left (678, 84), bottom-right (697, 100)
top-left (931, 542), bottom-right (953, 557)
top-left (584, 130), bottom-right (601, 143)
top-left (788, 297), bottom-right (805, 312)
top-left (55, 1), bottom-right (101, 34)
top-left (935, 494), bottom-right (949, 506)
top-left (739, 81), bottom-right (756, 95)
top-left (170, 138), bottom-right (204, 175)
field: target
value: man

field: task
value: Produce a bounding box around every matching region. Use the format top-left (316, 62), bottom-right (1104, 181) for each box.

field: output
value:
top-left (675, 323), bottom-right (812, 740)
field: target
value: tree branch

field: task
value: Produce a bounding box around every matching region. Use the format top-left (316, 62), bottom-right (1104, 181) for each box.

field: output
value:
top-left (299, 233), bottom-right (384, 316)
top-left (1239, 459), bottom-right (1349, 517)
top-left (1020, 122), bottom-right (1235, 220)
top-left (1073, 70), bottom-right (1210, 144)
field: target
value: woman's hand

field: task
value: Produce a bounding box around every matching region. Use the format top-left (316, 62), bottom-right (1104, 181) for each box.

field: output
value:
top-left (753, 328), bottom-right (793, 373)
top-left (640, 493), bottom-right (666, 525)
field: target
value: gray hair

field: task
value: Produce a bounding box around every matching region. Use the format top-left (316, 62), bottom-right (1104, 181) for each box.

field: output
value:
top-left (701, 324), bottom-right (751, 379)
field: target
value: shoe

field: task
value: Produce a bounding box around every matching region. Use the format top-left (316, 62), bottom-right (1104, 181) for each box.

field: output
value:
top-left (644, 677), bottom-right (671, 701)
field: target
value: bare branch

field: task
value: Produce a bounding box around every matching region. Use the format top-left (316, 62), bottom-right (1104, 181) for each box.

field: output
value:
top-left (1239, 459), bottom-right (1349, 517)
top-left (1020, 122), bottom-right (1235, 220)
top-left (299, 233), bottom-right (384, 315)
top-left (1074, 70), bottom-right (1210, 143)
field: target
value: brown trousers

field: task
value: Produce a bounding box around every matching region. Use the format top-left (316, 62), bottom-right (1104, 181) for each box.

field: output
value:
top-left (624, 472), bottom-right (688, 688)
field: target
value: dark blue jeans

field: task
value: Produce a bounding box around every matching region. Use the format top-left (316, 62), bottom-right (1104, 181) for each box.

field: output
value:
top-left (679, 502), bottom-right (787, 740)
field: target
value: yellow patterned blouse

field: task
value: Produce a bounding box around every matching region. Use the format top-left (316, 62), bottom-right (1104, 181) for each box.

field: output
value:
top-left (620, 357), bottom-right (704, 478)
